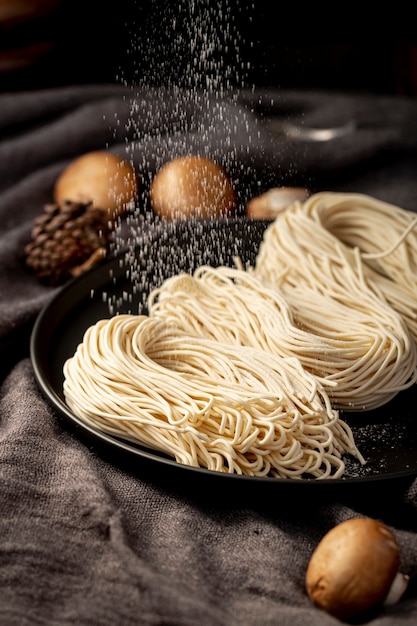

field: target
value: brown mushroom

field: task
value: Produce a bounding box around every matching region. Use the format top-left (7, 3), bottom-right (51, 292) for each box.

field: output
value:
top-left (246, 186), bottom-right (310, 219)
top-left (54, 151), bottom-right (138, 220)
top-left (150, 155), bottom-right (236, 220)
top-left (305, 517), bottom-right (409, 620)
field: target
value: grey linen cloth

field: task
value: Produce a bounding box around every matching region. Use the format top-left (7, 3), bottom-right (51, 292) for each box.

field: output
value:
top-left (1, 83), bottom-right (417, 625)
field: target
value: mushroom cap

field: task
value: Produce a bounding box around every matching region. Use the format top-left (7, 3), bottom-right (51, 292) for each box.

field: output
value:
top-left (54, 151), bottom-right (138, 219)
top-left (150, 155), bottom-right (236, 220)
top-left (305, 517), bottom-right (400, 620)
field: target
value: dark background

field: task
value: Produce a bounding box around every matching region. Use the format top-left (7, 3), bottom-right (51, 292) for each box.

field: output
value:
top-left (1, 1), bottom-right (417, 97)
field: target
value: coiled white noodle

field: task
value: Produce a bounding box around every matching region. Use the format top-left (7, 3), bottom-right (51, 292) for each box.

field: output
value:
top-left (298, 192), bottom-right (417, 340)
top-left (63, 314), bottom-right (363, 479)
top-left (149, 264), bottom-right (416, 410)
top-left (252, 193), bottom-right (417, 409)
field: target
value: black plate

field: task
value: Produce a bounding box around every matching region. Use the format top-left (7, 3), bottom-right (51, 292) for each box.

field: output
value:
top-left (30, 218), bottom-right (417, 489)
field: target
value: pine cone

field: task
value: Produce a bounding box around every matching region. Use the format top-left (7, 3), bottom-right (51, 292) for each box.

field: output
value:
top-left (25, 200), bottom-right (111, 286)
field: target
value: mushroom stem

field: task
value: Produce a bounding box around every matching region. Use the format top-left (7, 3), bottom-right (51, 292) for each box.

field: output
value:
top-left (71, 247), bottom-right (106, 277)
top-left (384, 572), bottom-right (409, 606)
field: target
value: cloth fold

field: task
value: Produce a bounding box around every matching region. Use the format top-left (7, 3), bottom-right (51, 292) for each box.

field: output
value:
top-left (1, 84), bottom-right (417, 625)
